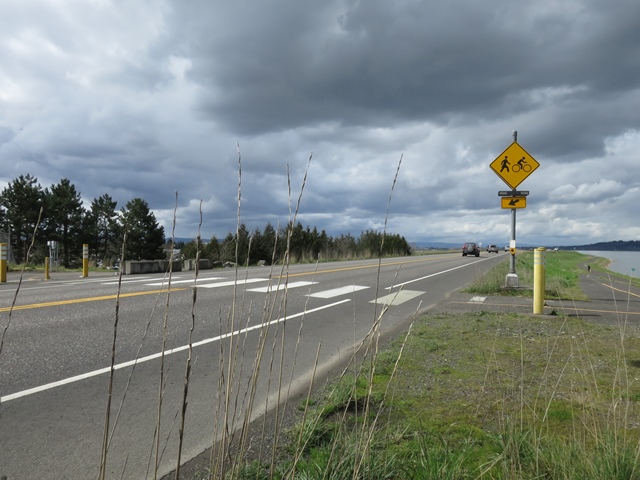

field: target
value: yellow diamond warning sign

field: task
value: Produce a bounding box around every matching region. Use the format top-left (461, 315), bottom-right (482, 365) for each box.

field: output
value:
top-left (490, 142), bottom-right (540, 189)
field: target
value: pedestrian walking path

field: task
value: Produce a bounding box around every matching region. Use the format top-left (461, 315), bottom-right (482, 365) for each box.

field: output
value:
top-left (433, 266), bottom-right (640, 326)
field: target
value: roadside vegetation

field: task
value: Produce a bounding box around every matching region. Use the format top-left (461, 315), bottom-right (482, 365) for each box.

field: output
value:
top-left (464, 250), bottom-right (612, 300)
top-left (4, 156), bottom-right (639, 480)
top-left (178, 250), bottom-right (640, 479)
top-left (0, 174), bottom-right (412, 270)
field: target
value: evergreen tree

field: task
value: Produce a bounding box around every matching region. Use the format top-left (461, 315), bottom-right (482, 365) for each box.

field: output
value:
top-left (236, 224), bottom-right (250, 266)
top-left (120, 198), bottom-right (165, 260)
top-left (86, 194), bottom-right (120, 264)
top-left (259, 222), bottom-right (278, 263)
top-left (220, 232), bottom-right (236, 263)
top-left (44, 178), bottom-right (85, 268)
top-left (0, 174), bottom-right (45, 263)
top-left (202, 236), bottom-right (220, 260)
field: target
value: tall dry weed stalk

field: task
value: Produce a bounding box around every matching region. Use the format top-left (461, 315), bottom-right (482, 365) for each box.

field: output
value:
top-left (0, 206), bottom-right (43, 358)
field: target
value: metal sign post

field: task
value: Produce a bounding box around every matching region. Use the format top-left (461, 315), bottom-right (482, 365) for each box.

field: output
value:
top-left (490, 130), bottom-right (540, 288)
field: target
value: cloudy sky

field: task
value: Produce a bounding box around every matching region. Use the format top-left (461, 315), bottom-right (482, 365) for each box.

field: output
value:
top-left (1, 0), bottom-right (639, 247)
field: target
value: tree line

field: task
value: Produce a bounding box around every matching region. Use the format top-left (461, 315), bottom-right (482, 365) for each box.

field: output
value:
top-left (180, 223), bottom-right (412, 266)
top-left (0, 174), bottom-right (412, 269)
top-left (0, 174), bottom-right (165, 267)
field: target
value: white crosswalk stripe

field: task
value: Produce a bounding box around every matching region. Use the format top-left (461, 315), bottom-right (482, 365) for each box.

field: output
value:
top-left (197, 278), bottom-right (270, 288)
top-left (371, 290), bottom-right (424, 306)
top-left (144, 277), bottom-right (224, 286)
top-left (307, 285), bottom-right (369, 299)
top-left (248, 281), bottom-right (317, 293)
top-left (105, 275), bottom-right (422, 308)
top-left (101, 277), bottom-right (156, 285)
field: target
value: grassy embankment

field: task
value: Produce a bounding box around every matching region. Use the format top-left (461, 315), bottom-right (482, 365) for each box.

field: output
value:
top-left (216, 250), bottom-right (640, 479)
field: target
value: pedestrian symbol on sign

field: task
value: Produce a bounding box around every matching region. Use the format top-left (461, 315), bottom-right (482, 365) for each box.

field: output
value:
top-left (490, 142), bottom-right (540, 189)
top-left (500, 156), bottom-right (510, 172)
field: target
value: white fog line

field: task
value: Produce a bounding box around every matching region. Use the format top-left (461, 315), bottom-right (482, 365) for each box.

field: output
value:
top-left (386, 257), bottom-right (491, 290)
top-left (1, 298), bottom-right (350, 403)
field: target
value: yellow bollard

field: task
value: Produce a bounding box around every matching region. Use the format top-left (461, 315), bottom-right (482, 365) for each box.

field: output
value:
top-left (45, 256), bottom-right (50, 280)
top-left (82, 244), bottom-right (89, 278)
top-left (0, 243), bottom-right (6, 283)
top-left (533, 247), bottom-right (546, 314)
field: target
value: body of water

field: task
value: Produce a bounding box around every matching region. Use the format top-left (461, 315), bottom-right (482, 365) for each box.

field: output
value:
top-left (579, 250), bottom-right (640, 279)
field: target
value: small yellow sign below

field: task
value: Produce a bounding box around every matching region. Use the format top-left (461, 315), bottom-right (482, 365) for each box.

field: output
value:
top-left (501, 196), bottom-right (527, 209)
top-left (490, 142), bottom-right (540, 189)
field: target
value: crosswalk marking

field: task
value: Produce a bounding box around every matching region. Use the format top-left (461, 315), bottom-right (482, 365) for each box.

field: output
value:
top-left (101, 275), bottom-right (421, 309)
top-left (468, 296), bottom-right (487, 303)
top-left (248, 281), bottom-right (317, 293)
top-left (197, 278), bottom-right (270, 289)
top-left (101, 277), bottom-right (156, 285)
top-left (307, 285), bottom-right (369, 299)
top-left (144, 277), bottom-right (224, 286)
top-left (371, 290), bottom-right (423, 306)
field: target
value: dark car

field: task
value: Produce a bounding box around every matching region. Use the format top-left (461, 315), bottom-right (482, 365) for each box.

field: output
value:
top-left (462, 242), bottom-right (480, 257)
top-left (486, 244), bottom-right (499, 253)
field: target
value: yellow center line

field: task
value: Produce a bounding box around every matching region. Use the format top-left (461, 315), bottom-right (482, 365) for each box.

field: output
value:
top-left (0, 288), bottom-right (186, 312)
top-left (1, 256), bottom-right (453, 310)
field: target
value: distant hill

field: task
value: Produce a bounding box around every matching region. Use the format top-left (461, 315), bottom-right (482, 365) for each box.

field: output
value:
top-left (560, 240), bottom-right (640, 251)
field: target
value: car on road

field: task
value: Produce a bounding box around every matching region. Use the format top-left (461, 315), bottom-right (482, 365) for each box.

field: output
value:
top-left (486, 244), bottom-right (499, 253)
top-left (462, 242), bottom-right (480, 257)
top-left (504, 245), bottom-right (510, 252)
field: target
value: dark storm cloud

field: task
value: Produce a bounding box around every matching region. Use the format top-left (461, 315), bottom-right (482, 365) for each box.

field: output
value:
top-left (1, 0), bottom-right (640, 246)
top-left (177, 0), bottom-right (640, 148)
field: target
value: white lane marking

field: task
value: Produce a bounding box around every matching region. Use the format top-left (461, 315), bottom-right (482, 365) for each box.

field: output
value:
top-left (100, 277), bottom-right (159, 285)
top-left (386, 257), bottom-right (490, 290)
top-left (1, 298), bottom-right (351, 403)
top-left (371, 290), bottom-right (424, 306)
top-left (144, 277), bottom-right (224, 286)
top-left (307, 285), bottom-right (369, 299)
top-left (198, 278), bottom-right (270, 289)
top-left (248, 281), bottom-right (317, 293)
top-left (469, 296), bottom-right (487, 303)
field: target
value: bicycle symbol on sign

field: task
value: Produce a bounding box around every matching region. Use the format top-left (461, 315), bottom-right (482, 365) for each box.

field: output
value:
top-left (512, 157), bottom-right (532, 173)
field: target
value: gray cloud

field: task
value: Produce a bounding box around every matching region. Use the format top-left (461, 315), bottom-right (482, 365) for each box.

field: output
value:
top-left (1, 0), bottom-right (640, 248)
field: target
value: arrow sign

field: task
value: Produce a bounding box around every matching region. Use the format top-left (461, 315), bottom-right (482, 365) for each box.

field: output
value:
top-left (501, 196), bottom-right (527, 209)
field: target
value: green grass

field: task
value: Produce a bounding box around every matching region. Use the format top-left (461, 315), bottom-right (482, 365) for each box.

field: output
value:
top-left (465, 250), bottom-right (589, 300)
top-left (267, 311), bottom-right (640, 480)
top-left (185, 251), bottom-right (640, 479)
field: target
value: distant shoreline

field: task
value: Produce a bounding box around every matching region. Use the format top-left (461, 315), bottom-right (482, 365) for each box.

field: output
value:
top-left (580, 250), bottom-right (640, 279)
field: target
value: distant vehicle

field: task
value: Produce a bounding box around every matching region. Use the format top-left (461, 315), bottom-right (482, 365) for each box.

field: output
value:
top-left (462, 242), bottom-right (480, 257)
top-left (504, 245), bottom-right (510, 252)
top-left (486, 244), bottom-right (499, 253)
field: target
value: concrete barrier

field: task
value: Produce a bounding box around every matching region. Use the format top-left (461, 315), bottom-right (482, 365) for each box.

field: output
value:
top-left (183, 259), bottom-right (215, 271)
top-left (123, 260), bottom-right (182, 274)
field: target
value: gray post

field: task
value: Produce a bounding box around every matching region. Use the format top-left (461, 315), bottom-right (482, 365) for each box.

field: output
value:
top-left (506, 130), bottom-right (519, 287)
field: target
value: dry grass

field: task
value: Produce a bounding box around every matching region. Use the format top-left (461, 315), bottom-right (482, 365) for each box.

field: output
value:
top-left (3, 153), bottom-right (640, 480)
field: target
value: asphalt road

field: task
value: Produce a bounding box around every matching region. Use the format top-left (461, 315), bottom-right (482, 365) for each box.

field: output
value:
top-left (0, 252), bottom-right (506, 479)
